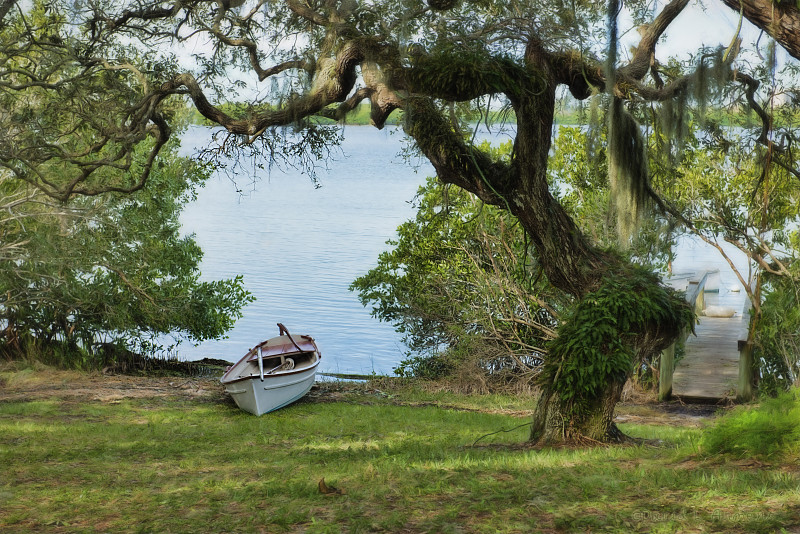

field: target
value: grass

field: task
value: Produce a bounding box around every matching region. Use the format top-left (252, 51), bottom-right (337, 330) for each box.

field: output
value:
top-left (1, 369), bottom-right (799, 533)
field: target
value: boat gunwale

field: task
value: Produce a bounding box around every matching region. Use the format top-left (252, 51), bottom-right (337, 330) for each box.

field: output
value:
top-left (243, 334), bottom-right (319, 361)
top-left (220, 353), bottom-right (321, 385)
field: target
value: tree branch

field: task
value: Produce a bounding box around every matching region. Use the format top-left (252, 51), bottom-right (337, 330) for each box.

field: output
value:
top-left (619, 0), bottom-right (691, 81)
top-left (163, 38), bottom-right (367, 135)
top-left (403, 96), bottom-right (514, 207)
top-left (719, 0), bottom-right (800, 61)
top-left (547, 0), bottom-right (689, 99)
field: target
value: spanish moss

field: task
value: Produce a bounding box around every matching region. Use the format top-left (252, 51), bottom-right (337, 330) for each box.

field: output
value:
top-left (604, 0), bottom-right (649, 245)
top-left (585, 92), bottom-right (604, 169)
top-left (607, 96), bottom-right (650, 246)
top-left (660, 89), bottom-right (688, 166)
top-left (606, 0), bottom-right (619, 85)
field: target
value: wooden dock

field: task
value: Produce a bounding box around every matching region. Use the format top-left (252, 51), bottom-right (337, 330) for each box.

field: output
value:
top-left (659, 269), bottom-right (753, 402)
top-left (671, 315), bottom-right (743, 401)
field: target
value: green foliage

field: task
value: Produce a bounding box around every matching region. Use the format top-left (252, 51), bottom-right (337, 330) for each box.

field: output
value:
top-left (406, 46), bottom-right (543, 100)
top-left (755, 244), bottom-right (800, 394)
top-left (672, 132), bottom-right (800, 244)
top-left (394, 352), bottom-right (455, 380)
top-left (0, 1), bottom-right (182, 199)
top-left (659, 76), bottom-right (800, 394)
top-left (540, 265), bottom-right (693, 412)
top-left (550, 124), bottom-right (675, 271)
top-left (352, 144), bottom-right (563, 381)
top-left (700, 389), bottom-right (800, 459)
top-left (0, 138), bottom-right (254, 365)
top-left (356, 130), bottom-right (681, 384)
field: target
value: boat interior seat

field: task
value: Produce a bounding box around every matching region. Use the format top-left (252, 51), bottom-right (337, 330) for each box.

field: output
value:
top-left (260, 356), bottom-right (283, 368)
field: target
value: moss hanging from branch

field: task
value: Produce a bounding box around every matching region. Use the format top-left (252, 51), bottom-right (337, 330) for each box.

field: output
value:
top-left (691, 48), bottom-right (728, 126)
top-left (606, 0), bottom-right (620, 83)
top-left (604, 0), bottom-right (649, 246)
top-left (607, 96), bottom-right (650, 245)
top-left (659, 89), bottom-right (688, 165)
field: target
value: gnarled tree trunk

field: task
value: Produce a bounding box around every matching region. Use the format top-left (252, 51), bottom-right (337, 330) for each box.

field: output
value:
top-left (402, 35), bottom-right (690, 446)
top-left (531, 379), bottom-right (629, 444)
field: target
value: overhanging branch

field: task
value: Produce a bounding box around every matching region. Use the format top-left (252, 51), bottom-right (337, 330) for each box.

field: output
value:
top-left (719, 0), bottom-right (800, 61)
top-left (403, 96), bottom-right (514, 208)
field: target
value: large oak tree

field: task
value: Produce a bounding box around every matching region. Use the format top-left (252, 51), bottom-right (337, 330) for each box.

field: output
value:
top-left (3, 0), bottom-right (799, 443)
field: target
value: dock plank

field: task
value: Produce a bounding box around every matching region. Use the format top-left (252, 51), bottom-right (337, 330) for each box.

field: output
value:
top-left (672, 316), bottom-right (742, 400)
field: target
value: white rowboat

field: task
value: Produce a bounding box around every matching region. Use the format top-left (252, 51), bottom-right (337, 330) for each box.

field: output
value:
top-left (220, 324), bottom-right (321, 415)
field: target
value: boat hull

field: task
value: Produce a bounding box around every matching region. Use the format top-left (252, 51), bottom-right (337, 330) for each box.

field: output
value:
top-left (220, 325), bottom-right (322, 415)
top-left (223, 360), bottom-right (320, 415)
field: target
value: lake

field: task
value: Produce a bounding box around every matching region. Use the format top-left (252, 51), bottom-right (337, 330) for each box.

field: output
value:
top-left (175, 125), bottom-right (749, 375)
top-left (176, 126), bottom-right (429, 375)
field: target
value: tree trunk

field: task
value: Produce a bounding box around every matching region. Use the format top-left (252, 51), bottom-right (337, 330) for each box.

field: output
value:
top-left (507, 57), bottom-right (611, 299)
top-left (403, 42), bottom-right (688, 446)
top-left (531, 379), bottom-right (629, 444)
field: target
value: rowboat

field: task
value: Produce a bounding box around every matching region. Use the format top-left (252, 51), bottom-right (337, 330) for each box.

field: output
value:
top-left (220, 323), bottom-right (321, 415)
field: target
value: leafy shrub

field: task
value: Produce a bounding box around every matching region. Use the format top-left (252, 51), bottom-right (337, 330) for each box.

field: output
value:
top-left (351, 170), bottom-right (563, 384)
top-left (700, 390), bottom-right (800, 459)
top-left (394, 352), bottom-right (455, 380)
top-left (755, 251), bottom-right (800, 395)
top-left (354, 132), bottom-right (679, 388)
top-left (0, 138), bottom-right (253, 366)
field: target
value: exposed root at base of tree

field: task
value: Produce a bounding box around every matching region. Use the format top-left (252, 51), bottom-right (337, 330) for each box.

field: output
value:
top-left (532, 427), bottom-right (636, 448)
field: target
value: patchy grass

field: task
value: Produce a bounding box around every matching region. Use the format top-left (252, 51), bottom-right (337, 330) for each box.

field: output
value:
top-left (1, 366), bottom-right (798, 533)
top-left (699, 390), bottom-right (800, 460)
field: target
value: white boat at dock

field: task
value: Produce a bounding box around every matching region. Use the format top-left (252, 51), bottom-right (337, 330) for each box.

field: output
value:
top-left (220, 324), bottom-right (321, 415)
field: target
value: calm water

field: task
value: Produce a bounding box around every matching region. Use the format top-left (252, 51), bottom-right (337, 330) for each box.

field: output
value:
top-left (176, 126), bottom-right (429, 374)
top-left (175, 126), bottom-right (749, 374)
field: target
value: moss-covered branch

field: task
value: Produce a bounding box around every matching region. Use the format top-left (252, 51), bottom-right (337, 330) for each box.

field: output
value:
top-left (403, 96), bottom-right (514, 207)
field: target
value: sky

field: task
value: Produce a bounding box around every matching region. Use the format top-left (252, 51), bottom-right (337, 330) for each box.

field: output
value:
top-left (623, 0), bottom-right (766, 61)
top-left (661, 0), bottom-right (747, 54)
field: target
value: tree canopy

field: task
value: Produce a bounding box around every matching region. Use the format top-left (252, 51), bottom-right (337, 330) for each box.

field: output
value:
top-left (3, 0), bottom-right (800, 442)
top-left (0, 135), bottom-right (254, 366)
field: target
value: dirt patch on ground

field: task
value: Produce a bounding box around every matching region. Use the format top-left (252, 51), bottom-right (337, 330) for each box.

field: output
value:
top-left (615, 401), bottom-right (727, 427)
top-left (0, 367), bottom-right (371, 408)
top-left (0, 369), bottom-right (229, 404)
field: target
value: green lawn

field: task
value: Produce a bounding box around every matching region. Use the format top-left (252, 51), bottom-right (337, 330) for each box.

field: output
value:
top-left (1, 372), bottom-right (798, 533)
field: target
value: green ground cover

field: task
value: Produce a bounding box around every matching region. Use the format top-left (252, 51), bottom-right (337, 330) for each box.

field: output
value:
top-left (1, 368), bottom-right (798, 533)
